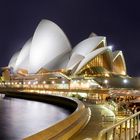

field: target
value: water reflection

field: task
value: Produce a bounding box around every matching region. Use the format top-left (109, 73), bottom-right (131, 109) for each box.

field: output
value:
top-left (0, 96), bottom-right (71, 140)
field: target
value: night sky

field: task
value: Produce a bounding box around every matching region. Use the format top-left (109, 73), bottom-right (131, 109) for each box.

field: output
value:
top-left (0, 0), bottom-right (139, 76)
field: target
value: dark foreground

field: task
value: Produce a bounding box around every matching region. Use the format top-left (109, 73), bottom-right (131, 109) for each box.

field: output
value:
top-left (0, 95), bottom-right (71, 140)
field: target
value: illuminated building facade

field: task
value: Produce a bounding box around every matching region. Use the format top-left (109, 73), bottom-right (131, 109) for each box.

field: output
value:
top-left (1, 19), bottom-right (128, 89)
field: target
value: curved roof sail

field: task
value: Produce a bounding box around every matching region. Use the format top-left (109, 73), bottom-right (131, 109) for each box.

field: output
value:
top-left (113, 51), bottom-right (126, 75)
top-left (71, 36), bottom-right (106, 57)
top-left (14, 38), bottom-right (32, 72)
top-left (29, 19), bottom-right (71, 73)
top-left (8, 51), bottom-right (20, 71)
top-left (7, 19), bottom-right (127, 77)
top-left (67, 53), bottom-right (85, 70)
top-left (74, 47), bottom-right (112, 74)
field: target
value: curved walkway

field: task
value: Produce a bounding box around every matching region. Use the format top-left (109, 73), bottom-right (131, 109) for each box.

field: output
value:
top-left (69, 102), bottom-right (116, 140)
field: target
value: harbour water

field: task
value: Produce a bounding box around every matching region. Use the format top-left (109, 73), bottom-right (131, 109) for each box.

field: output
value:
top-left (0, 95), bottom-right (71, 140)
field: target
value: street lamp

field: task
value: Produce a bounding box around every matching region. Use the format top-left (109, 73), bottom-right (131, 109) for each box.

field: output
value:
top-left (62, 80), bottom-right (65, 89)
top-left (123, 79), bottom-right (128, 84)
top-left (104, 79), bottom-right (108, 84)
top-left (123, 79), bottom-right (128, 88)
top-left (104, 79), bottom-right (108, 88)
top-left (51, 81), bottom-right (55, 89)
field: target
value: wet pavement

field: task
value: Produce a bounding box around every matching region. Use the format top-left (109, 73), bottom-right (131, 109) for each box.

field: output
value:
top-left (0, 95), bottom-right (71, 140)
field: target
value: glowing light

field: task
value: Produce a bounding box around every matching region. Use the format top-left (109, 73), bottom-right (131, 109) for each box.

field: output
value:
top-left (88, 80), bottom-right (91, 83)
top-left (104, 79), bottom-right (108, 84)
top-left (43, 81), bottom-right (46, 84)
top-left (108, 45), bottom-right (113, 50)
top-left (123, 79), bottom-right (128, 84)
top-left (62, 80), bottom-right (65, 84)
top-left (121, 71), bottom-right (126, 75)
top-left (28, 81), bottom-right (31, 85)
top-left (105, 73), bottom-right (109, 77)
top-left (33, 82), bottom-right (36, 85)
top-left (52, 81), bottom-right (55, 84)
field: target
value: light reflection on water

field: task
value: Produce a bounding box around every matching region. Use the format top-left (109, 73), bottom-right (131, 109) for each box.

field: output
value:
top-left (0, 96), bottom-right (71, 140)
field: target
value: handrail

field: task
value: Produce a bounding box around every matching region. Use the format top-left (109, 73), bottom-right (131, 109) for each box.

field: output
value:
top-left (98, 111), bottom-right (140, 140)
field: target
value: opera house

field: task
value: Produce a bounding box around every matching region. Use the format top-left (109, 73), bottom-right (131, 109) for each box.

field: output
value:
top-left (1, 19), bottom-right (128, 89)
top-left (1, 19), bottom-right (140, 140)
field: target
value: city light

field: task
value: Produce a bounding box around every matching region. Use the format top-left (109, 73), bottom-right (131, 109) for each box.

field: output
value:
top-left (108, 45), bottom-right (113, 50)
top-left (123, 79), bottom-right (128, 84)
top-left (104, 79), bottom-right (108, 84)
top-left (105, 73), bottom-right (109, 77)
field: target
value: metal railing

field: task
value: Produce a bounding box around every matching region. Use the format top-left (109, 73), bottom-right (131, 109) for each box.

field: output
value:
top-left (98, 111), bottom-right (140, 140)
top-left (102, 115), bottom-right (115, 122)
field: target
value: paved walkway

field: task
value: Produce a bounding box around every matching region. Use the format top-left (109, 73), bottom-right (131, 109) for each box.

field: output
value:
top-left (69, 102), bottom-right (118, 140)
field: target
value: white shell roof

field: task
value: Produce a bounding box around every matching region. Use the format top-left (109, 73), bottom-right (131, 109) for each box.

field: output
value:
top-left (113, 51), bottom-right (123, 61)
top-left (89, 32), bottom-right (97, 37)
top-left (8, 51), bottom-right (20, 69)
top-left (43, 52), bottom-right (71, 70)
top-left (71, 36), bottom-right (106, 57)
top-left (67, 53), bottom-right (84, 70)
top-left (14, 38), bottom-right (32, 72)
top-left (29, 19), bottom-right (71, 73)
top-left (8, 19), bottom-right (122, 75)
top-left (112, 50), bottom-right (126, 73)
top-left (74, 47), bottom-right (109, 74)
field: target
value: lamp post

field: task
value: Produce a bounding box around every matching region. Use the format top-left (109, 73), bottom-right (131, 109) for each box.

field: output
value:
top-left (104, 79), bottom-right (108, 88)
top-left (28, 81), bottom-right (31, 89)
top-left (43, 81), bottom-right (46, 89)
top-left (123, 79), bottom-right (128, 88)
top-left (52, 81), bottom-right (55, 89)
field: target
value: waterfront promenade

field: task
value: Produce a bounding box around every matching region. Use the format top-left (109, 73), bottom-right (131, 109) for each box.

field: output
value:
top-left (1, 88), bottom-right (140, 140)
top-left (70, 104), bottom-right (140, 140)
top-left (70, 103), bottom-right (116, 140)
